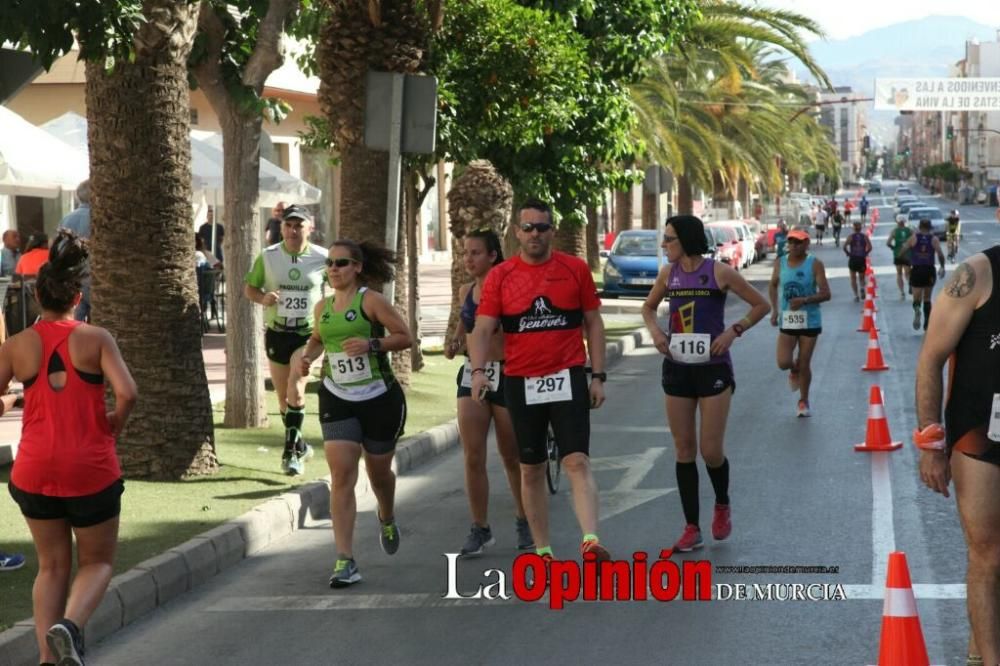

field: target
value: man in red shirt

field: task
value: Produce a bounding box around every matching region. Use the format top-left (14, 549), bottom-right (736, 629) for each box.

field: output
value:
top-left (469, 199), bottom-right (610, 564)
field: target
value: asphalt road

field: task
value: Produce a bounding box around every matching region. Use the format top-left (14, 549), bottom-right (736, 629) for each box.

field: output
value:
top-left (88, 180), bottom-right (994, 665)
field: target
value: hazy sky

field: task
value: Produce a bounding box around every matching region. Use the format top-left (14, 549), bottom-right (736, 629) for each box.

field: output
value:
top-left (753, 0), bottom-right (999, 41)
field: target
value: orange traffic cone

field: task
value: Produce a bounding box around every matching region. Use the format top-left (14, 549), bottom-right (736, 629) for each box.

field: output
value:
top-left (867, 281), bottom-right (878, 301)
top-left (858, 299), bottom-right (878, 332)
top-left (855, 385), bottom-right (902, 451)
top-left (862, 328), bottom-right (889, 371)
top-left (875, 552), bottom-right (930, 665)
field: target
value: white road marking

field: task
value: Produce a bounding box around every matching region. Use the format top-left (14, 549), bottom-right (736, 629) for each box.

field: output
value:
top-left (590, 447), bottom-right (676, 521)
top-left (870, 453), bottom-right (895, 589)
top-left (843, 584), bottom-right (967, 600)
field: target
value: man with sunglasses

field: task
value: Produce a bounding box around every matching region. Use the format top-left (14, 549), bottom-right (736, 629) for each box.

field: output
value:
top-left (245, 204), bottom-right (328, 475)
top-left (468, 199), bottom-right (611, 566)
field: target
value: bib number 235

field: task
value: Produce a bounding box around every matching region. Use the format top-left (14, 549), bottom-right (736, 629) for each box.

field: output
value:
top-left (278, 293), bottom-right (309, 319)
top-left (525, 368), bottom-right (572, 405)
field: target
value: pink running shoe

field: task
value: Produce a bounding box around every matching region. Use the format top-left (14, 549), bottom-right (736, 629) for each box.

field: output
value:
top-left (712, 504), bottom-right (732, 541)
top-left (673, 524), bottom-right (703, 552)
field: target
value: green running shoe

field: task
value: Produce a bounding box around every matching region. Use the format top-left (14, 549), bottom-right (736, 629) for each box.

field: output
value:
top-left (379, 515), bottom-right (400, 555)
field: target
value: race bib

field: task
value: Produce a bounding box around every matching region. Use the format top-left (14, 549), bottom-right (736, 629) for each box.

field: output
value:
top-left (461, 359), bottom-right (501, 392)
top-left (525, 368), bottom-right (572, 405)
top-left (988, 393), bottom-right (1000, 442)
top-left (668, 333), bottom-right (711, 364)
top-left (277, 291), bottom-right (309, 319)
top-left (781, 310), bottom-right (808, 330)
top-left (327, 351), bottom-right (373, 384)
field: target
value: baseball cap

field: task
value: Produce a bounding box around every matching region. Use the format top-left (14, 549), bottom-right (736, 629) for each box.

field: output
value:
top-left (787, 229), bottom-right (810, 241)
top-left (282, 204), bottom-right (312, 223)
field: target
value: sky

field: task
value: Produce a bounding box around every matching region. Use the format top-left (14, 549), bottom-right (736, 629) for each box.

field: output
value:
top-left (753, 0), bottom-right (999, 41)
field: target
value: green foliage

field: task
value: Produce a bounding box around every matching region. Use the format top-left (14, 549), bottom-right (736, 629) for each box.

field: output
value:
top-left (922, 161), bottom-right (971, 183)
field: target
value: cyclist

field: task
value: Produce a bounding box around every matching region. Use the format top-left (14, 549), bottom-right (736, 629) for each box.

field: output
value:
top-left (887, 215), bottom-right (914, 300)
top-left (902, 218), bottom-right (947, 331)
top-left (946, 209), bottom-right (961, 263)
top-left (445, 229), bottom-right (531, 556)
top-left (245, 205), bottom-right (328, 476)
top-left (468, 199), bottom-right (610, 565)
top-left (299, 239), bottom-right (411, 588)
top-left (769, 229), bottom-right (831, 417)
top-left (844, 219), bottom-right (872, 302)
top-left (643, 215), bottom-right (770, 551)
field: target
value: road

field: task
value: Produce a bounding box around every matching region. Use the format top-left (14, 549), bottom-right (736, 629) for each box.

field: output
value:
top-left (88, 181), bottom-right (993, 665)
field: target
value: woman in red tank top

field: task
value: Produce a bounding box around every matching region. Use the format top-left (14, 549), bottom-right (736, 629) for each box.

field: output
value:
top-left (1, 230), bottom-right (137, 666)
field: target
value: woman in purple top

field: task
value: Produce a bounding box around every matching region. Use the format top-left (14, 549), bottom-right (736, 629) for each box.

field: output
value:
top-left (642, 215), bottom-right (771, 554)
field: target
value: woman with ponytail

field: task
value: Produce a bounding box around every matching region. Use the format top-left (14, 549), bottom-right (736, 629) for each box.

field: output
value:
top-left (2, 230), bottom-right (137, 665)
top-left (299, 239), bottom-right (412, 588)
top-left (444, 228), bottom-right (531, 556)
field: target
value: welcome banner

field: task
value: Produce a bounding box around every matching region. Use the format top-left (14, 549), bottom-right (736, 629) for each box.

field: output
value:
top-left (874, 78), bottom-right (1000, 111)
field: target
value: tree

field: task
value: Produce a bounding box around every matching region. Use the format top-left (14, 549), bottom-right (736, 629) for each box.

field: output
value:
top-left (0, 0), bottom-right (217, 478)
top-left (189, 0), bottom-right (304, 428)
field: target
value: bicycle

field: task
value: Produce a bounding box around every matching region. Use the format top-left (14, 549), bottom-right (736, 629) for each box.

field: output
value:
top-left (947, 233), bottom-right (960, 263)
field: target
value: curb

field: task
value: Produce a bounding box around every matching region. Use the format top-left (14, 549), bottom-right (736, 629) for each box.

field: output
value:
top-left (0, 325), bottom-right (651, 665)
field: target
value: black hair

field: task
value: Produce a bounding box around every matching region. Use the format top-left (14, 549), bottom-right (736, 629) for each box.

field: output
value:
top-left (332, 239), bottom-right (396, 286)
top-left (36, 230), bottom-right (88, 313)
top-left (24, 233), bottom-right (49, 253)
top-left (665, 215), bottom-right (709, 256)
top-left (195, 233), bottom-right (207, 252)
top-left (518, 198), bottom-right (553, 224)
top-left (465, 228), bottom-right (504, 266)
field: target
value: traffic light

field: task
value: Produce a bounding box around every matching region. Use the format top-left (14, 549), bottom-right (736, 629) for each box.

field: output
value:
top-left (863, 135), bottom-right (871, 150)
top-left (947, 125), bottom-right (954, 140)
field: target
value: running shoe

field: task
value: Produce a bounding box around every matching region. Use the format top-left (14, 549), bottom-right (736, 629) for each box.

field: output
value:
top-left (797, 400), bottom-right (811, 418)
top-left (854, 295), bottom-right (860, 303)
top-left (459, 524), bottom-right (495, 558)
top-left (900, 291), bottom-right (906, 301)
top-left (580, 539), bottom-right (611, 562)
top-left (379, 515), bottom-right (400, 555)
top-left (280, 449), bottom-right (294, 475)
top-left (673, 525), bottom-right (703, 552)
top-left (329, 557), bottom-right (362, 588)
top-left (525, 553), bottom-right (553, 588)
top-left (712, 504), bottom-right (732, 541)
top-left (912, 308), bottom-right (921, 331)
top-left (286, 443), bottom-right (313, 477)
top-left (515, 517), bottom-right (534, 551)
top-left (0, 552), bottom-right (25, 571)
top-left (788, 370), bottom-right (800, 392)
top-left (46, 619), bottom-right (84, 666)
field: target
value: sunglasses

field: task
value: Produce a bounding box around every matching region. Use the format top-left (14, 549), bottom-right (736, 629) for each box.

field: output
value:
top-left (520, 222), bottom-right (553, 233)
top-left (325, 258), bottom-right (357, 268)
top-left (662, 234), bottom-right (678, 243)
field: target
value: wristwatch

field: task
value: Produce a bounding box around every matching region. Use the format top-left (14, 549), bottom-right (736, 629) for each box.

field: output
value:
top-left (591, 372), bottom-right (607, 382)
top-left (368, 338), bottom-right (382, 353)
top-left (732, 323), bottom-right (745, 337)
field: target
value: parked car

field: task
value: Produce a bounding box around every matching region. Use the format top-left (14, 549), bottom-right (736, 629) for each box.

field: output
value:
top-left (745, 220), bottom-right (767, 261)
top-left (897, 200), bottom-right (926, 217)
top-left (714, 220), bottom-right (755, 267)
top-left (894, 186), bottom-right (913, 201)
top-left (907, 207), bottom-right (947, 240)
top-left (601, 230), bottom-right (667, 298)
top-left (868, 182), bottom-right (882, 194)
top-left (706, 222), bottom-right (743, 269)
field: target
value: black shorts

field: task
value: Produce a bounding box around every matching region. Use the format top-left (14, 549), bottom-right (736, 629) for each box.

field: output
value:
top-left (504, 366), bottom-right (590, 465)
top-left (318, 381), bottom-right (407, 455)
top-left (661, 359), bottom-right (735, 399)
top-left (455, 363), bottom-right (506, 407)
top-left (948, 428), bottom-right (1000, 466)
top-left (779, 328), bottom-right (822, 338)
top-left (265, 328), bottom-right (311, 365)
top-left (814, 225), bottom-right (826, 232)
top-left (9, 479), bottom-right (124, 528)
top-left (893, 255), bottom-right (911, 267)
top-left (909, 265), bottom-right (937, 288)
top-left (848, 257), bottom-right (867, 274)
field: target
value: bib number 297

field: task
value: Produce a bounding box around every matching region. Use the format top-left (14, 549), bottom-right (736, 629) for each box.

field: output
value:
top-left (525, 368), bottom-right (572, 405)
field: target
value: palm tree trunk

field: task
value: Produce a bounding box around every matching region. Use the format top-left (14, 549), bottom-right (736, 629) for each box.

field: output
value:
top-left (641, 191), bottom-right (657, 229)
top-left (585, 205), bottom-right (600, 270)
top-left (553, 221), bottom-right (586, 258)
top-left (678, 174), bottom-right (694, 215)
top-left (614, 187), bottom-right (632, 232)
top-left (405, 167), bottom-right (423, 372)
top-left (84, 3), bottom-right (216, 479)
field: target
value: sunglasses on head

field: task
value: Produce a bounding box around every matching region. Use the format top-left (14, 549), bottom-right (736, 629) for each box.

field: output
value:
top-left (520, 222), bottom-right (553, 233)
top-left (325, 258), bottom-right (356, 268)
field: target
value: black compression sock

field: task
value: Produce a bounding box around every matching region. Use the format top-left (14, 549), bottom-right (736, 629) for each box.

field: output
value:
top-left (676, 461), bottom-right (700, 526)
top-left (284, 405), bottom-right (304, 452)
top-left (706, 458), bottom-right (730, 505)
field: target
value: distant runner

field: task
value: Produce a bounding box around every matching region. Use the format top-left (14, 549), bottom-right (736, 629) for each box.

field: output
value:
top-left (903, 218), bottom-right (946, 331)
top-left (887, 215), bottom-right (914, 301)
top-left (844, 220), bottom-right (872, 302)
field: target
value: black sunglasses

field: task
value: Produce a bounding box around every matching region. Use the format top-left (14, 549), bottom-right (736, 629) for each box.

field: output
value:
top-left (325, 258), bottom-right (356, 268)
top-left (662, 234), bottom-right (678, 243)
top-left (520, 222), bottom-right (553, 233)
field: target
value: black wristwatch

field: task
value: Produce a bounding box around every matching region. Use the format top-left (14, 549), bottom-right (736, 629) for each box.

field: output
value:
top-left (368, 338), bottom-right (382, 353)
top-left (591, 372), bottom-right (607, 382)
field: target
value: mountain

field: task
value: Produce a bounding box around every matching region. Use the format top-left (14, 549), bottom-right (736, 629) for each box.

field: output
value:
top-left (796, 15), bottom-right (998, 144)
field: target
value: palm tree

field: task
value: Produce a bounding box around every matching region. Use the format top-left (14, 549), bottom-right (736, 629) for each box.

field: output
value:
top-left (84, 1), bottom-right (217, 479)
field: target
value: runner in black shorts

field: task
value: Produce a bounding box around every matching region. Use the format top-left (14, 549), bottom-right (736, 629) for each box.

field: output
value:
top-left (445, 228), bottom-right (530, 556)
top-left (468, 199), bottom-right (610, 565)
top-left (643, 215), bottom-right (770, 552)
top-left (843, 220), bottom-right (872, 302)
top-left (903, 218), bottom-right (946, 331)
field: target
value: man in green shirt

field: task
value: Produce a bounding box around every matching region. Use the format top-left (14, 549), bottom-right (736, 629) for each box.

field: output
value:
top-left (244, 205), bottom-right (328, 475)
top-left (886, 215), bottom-right (914, 300)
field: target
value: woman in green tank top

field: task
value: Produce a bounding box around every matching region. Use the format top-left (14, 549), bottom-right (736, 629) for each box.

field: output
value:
top-left (299, 239), bottom-right (412, 588)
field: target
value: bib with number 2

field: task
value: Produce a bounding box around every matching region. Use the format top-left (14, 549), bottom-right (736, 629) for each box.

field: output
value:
top-left (524, 368), bottom-right (572, 405)
top-left (327, 351), bottom-right (373, 383)
top-left (669, 333), bottom-right (710, 364)
top-left (461, 360), bottom-right (501, 392)
top-left (988, 393), bottom-right (1000, 442)
top-left (277, 291), bottom-right (309, 319)
top-left (781, 310), bottom-right (808, 330)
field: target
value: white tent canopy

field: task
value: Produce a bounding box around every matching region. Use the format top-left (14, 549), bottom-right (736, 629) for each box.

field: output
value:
top-left (42, 112), bottom-right (321, 207)
top-left (0, 106), bottom-right (88, 197)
